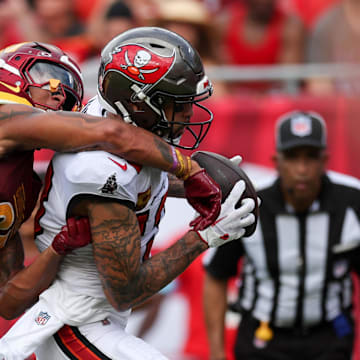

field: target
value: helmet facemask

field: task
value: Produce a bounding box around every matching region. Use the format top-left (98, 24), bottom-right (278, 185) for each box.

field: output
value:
top-left (145, 90), bottom-right (213, 150)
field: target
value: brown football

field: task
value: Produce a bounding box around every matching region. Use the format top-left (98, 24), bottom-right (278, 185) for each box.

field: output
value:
top-left (191, 151), bottom-right (259, 237)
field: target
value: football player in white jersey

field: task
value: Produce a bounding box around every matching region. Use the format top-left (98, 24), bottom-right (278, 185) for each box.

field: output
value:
top-left (0, 27), bottom-right (257, 360)
top-left (0, 41), bottom-right (222, 321)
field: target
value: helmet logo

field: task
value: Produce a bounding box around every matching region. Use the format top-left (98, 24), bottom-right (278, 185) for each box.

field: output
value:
top-left (291, 115), bottom-right (312, 137)
top-left (0, 80), bottom-right (21, 93)
top-left (106, 44), bottom-right (175, 84)
top-left (124, 49), bottom-right (155, 80)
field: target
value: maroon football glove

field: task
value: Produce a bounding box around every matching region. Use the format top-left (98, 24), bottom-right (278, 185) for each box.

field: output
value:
top-left (184, 169), bottom-right (222, 231)
top-left (52, 217), bottom-right (92, 255)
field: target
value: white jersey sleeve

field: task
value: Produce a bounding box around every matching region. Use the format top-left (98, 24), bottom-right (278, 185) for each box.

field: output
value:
top-left (36, 150), bottom-right (140, 239)
top-left (59, 151), bottom-right (139, 207)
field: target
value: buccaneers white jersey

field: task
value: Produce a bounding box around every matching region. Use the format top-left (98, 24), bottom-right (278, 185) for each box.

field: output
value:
top-left (35, 96), bottom-right (168, 325)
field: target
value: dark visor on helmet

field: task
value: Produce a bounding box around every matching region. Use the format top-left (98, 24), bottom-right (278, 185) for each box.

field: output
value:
top-left (28, 62), bottom-right (82, 95)
top-left (26, 61), bottom-right (83, 111)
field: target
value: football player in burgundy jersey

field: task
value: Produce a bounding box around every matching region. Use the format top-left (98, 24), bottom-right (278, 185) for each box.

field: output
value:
top-left (0, 42), bottom-right (221, 320)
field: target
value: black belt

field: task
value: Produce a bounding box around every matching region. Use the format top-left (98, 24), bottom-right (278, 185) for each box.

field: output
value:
top-left (270, 320), bottom-right (329, 337)
top-left (244, 312), bottom-right (332, 337)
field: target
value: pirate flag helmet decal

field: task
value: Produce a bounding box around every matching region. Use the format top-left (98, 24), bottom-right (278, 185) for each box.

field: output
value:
top-left (105, 44), bottom-right (176, 84)
top-left (98, 26), bottom-right (213, 150)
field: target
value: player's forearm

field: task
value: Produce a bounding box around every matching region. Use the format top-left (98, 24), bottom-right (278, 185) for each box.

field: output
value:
top-left (0, 108), bottom-right (201, 179)
top-left (0, 110), bottom-right (123, 153)
top-left (203, 274), bottom-right (228, 360)
top-left (103, 120), bottom-right (202, 179)
top-left (0, 247), bottom-right (62, 319)
top-left (100, 231), bottom-right (207, 312)
top-left (133, 231), bottom-right (207, 306)
top-left (167, 173), bottom-right (186, 197)
top-left (0, 109), bottom-right (102, 152)
top-left (0, 233), bottom-right (25, 289)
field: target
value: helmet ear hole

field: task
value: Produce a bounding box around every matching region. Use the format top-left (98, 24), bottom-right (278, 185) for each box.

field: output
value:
top-left (152, 94), bottom-right (167, 107)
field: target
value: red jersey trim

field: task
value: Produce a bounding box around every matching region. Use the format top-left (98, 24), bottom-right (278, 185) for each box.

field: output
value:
top-left (128, 161), bottom-right (142, 174)
top-left (54, 325), bottom-right (112, 360)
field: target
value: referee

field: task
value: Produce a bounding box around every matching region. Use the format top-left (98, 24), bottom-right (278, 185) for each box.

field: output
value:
top-left (203, 111), bottom-right (360, 360)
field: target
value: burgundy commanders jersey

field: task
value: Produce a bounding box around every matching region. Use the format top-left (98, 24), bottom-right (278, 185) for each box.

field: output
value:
top-left (0, 151), bottom-right (42, 249)
top-left (0, 73), bottom-right (41, 249)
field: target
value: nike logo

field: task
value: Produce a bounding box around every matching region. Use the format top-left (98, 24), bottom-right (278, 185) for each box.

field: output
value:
top-left (108, 157), bottom-right (127, 171)
top-left (0, 81), bottom-right (21, 93)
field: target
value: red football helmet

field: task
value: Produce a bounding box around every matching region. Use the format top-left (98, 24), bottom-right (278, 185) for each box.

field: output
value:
top-left (0, 42), bottom-right (83, 111)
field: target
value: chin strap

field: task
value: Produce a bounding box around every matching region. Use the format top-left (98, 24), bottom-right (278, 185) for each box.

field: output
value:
top-left (114, 100), bottom-right (133, 124)
top-left (97, 87), bottom-right (135, 125)
top-left (130, 84), bottom-right (163, 118)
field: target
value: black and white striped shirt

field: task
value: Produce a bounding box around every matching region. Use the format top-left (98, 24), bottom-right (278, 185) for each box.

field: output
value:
top-left (204, 171), bottom-right (360, 328)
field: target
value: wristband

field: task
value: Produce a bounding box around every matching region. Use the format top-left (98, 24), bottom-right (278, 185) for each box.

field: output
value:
top-left (170, 147), bottom-right (179, 172)
top-left (170, 147), bottom-right (192, 180)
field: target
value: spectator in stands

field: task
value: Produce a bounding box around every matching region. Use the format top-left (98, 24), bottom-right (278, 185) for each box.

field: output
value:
top-left (81, 0), bottom-right (138, 99)
top-left (218, 0), bottom-right (305, 93)
top-left (0, 0), bottom-right (91, 63)
top-left (73, 0), bottom-right (99, 24)
top-left (86, 0), bottom-right (137, 58)
top-left (152, 0), bottom-right (221, 64)
top-left (306, 0), bottom-right (360, 95)
top-left (0, 0), bottom-right (26, 48)
top-left (150, 0), bottom-right (229, 97)
top-left (29, 0), bottom-right (84, 40)
top-left (289, 0), bottom-right (340, 29)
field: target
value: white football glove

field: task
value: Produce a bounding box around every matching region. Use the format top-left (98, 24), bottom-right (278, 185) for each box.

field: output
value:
top-left (196, 180), bottom-right (256, 248)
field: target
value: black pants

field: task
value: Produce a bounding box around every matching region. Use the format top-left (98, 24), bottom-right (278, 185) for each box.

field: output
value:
top-left (234, 313), bottom-right (354, 360)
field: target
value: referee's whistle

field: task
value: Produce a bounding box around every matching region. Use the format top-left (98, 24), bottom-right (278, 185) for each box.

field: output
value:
top-left (255, 321), bottom-right (274, 341)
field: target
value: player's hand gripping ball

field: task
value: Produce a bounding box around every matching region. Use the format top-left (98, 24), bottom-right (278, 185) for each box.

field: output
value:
top-left (191, 151), bottom-right (259, 237)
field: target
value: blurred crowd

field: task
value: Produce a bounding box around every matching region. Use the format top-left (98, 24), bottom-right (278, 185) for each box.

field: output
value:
top-left (2, 0), bottom-right (360, 99)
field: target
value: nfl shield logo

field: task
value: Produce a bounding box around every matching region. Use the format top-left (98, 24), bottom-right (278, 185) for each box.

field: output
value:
top-left (35, 311), bottom-right (51, 325)
top-left (291, 115), bottom-right (312, 137)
